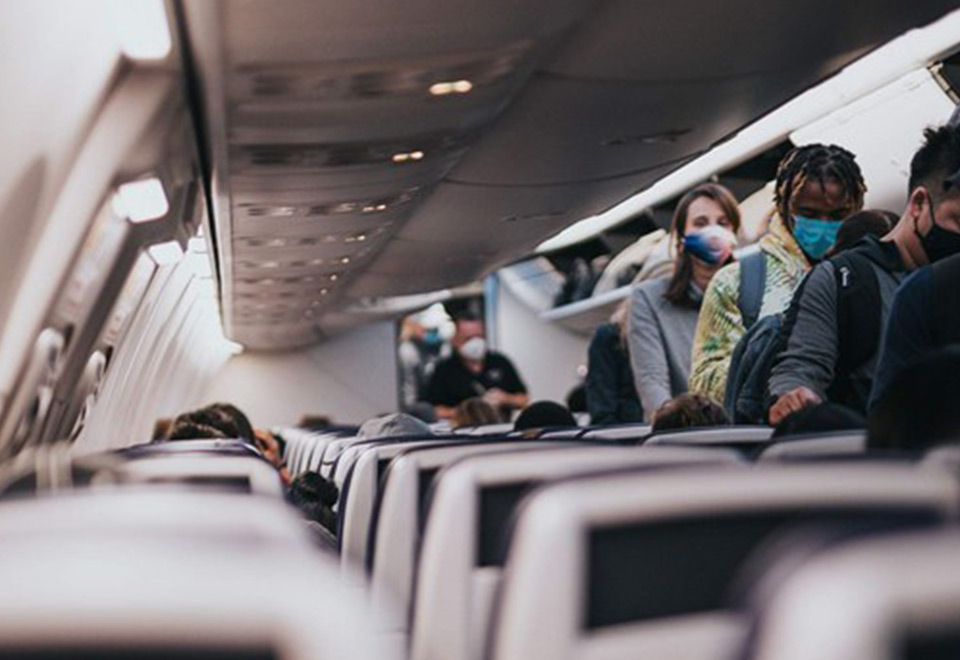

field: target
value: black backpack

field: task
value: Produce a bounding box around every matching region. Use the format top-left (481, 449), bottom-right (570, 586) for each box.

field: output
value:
top-left (823, 250), bottom-right (883, 409)
top-left (723, 251), bottom-right (782, 424)
top-left (723, 249), bottom-right (882, 423)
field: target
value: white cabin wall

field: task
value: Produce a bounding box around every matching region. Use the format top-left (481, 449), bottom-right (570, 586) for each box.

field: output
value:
top-left (204, 321), bottom-right (399, 428)
top-left (491, 276), bottom-right (589, 406)
top-left (0, 0), bottom-right (122, 325)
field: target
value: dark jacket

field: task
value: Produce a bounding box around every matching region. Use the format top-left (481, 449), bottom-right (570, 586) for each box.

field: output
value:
top-left (586, 322), bottom-right (643, 424)
top-left (768, 237), bottom-right (906, 414)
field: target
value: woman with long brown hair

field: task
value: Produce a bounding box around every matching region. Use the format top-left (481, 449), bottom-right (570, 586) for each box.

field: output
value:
top-left (627, 183), bottom-right (740, 421)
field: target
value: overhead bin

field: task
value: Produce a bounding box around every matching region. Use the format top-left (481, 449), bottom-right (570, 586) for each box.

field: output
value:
top-left (344, 171), bottom-right (674, 298)
top-left (445, 75), bottom-right (776, 186)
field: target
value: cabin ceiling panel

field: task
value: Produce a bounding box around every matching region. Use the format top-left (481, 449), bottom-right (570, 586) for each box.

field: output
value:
top-left (183, 0), bottom-right (960, 349)
top-left (543, 0), bottom-right (960, 81)
top-left (445, 74), bottom-right (795, 186)
top-left (223, 0), bottom-right (594, 65)
top-left (394, 171), bottom-right (675, 247)
top-left (230, 322), bottom-right (321, 351)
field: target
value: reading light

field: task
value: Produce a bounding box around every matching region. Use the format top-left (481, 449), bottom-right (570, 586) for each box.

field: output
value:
top-left (114, 177), bottom-right (169, 223)
top-left (110, 0), bottom-right (172, 61)
top-left (147, 240), bottom-right (184, 266)
top-left (391, 150), bottom-right (425, 163)
top-left (429, 79), bottom-right (474, 96)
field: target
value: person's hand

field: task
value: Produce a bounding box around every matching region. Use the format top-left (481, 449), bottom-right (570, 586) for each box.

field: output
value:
top-left (768, 386), bottom-right (822, 425)
top-left (483, 388), bottom-right (507, 406)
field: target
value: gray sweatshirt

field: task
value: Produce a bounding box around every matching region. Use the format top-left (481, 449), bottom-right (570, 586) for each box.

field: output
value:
top-left (627, 278), bottom-right (701, 421)
top-left (768, 238), bottom-right (906, 412)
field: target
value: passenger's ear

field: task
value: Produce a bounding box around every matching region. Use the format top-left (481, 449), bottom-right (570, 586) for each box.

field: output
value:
top-left (908, 187), bottom-right (929, 222)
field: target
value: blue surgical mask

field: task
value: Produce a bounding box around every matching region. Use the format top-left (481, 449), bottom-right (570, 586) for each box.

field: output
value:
top-left (793, 215), bottom-right (842, 261)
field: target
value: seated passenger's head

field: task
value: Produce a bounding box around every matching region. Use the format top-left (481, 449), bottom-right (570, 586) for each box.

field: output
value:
top-left (453, 397), bottom-right (503, 428)
top-left (827, 209), bottom-right (898, 256)
top-left (666, 183), bottom-right (741, 307)
top-left (905, 124), bottom-right (960, 264)
top-left (357, 412), bottom-right (433, 439)
top-left (205, 402), bottom-right (255, 441)
top-left (297, 414), bottom-right (332, 429)
top-left (514, 400), bottom-right (577, 432)
top-left (453, 315), bottom-right (487, 363)
top-left (868, 347), bottom-right (960, 452)
top-left (651, 394), bottom-right (729, 433)
top-left (288, 471), bottom-right (339, 532)
top-left (771, 403), bottom-right (865, 439)
top-left (774, 144), bottom-right (866, 262)
top-left (165, 420), bottom-right (228, 440)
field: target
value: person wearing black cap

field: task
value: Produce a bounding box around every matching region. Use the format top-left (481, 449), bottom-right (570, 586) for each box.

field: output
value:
top-left (768, 123), bottom-right (960, 423)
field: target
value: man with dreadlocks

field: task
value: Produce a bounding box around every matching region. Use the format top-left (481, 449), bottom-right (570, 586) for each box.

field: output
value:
top-left (770, 123), bottom-right (960, 422)
top-left (689, 144), bottom-right (865, 406)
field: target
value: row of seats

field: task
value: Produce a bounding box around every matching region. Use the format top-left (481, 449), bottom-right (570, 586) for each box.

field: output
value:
top-left (0, 437), bottom-right (402, 660)
top-left (280, 422), bottom-right (960, 660)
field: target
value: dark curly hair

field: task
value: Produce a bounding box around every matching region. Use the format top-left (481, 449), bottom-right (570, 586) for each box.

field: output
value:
top-left (774, 144), bottom-right (866, 225)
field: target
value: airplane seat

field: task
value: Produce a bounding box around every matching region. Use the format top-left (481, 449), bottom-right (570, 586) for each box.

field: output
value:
top-left (369, 441), bottom-right (576, 643)
top-left (340, 438), bottom-right (469, 572)
top-left (580, 423), bottom-right (653, 444)
top-left (109, 454), bottom-right (286, 496)
top-left (0, 490), bottom-right (399, 660)
top-left (455, 423), bottom-right (516, 436)
top-left (643, 426), bottom-right (774, 458)
top-left (757, 431), bottom-right (867, 462)
top-left (411, 445), bottom-right (743, 660)
top-left (746, 528), bottom-right (960, 660)
top-left (328, 433), bottom-right (457, 485)
top-left (921, 443), bottom-right (960, 473)
top-left (114, 439), bottom-right (265, 460)
top-left (490, 463), bottom-right (960, 660)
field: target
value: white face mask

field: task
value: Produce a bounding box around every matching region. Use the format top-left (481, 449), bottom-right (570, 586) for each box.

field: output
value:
top-left (458, 336), bottom-right (487, 361)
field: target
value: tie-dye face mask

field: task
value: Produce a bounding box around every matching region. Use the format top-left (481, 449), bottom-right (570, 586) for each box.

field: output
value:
top-left (682, 225), bottom-right (737, 265)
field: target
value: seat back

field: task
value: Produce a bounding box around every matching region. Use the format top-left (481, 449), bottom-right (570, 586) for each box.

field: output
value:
top-left (340, 439), bottom-right (466, 572)
top-left (492, 463), bottom-right (959, 660)
top-left (0, 490), bottom-right (398, 660)
top-left (581, 424), bottom-right (652, 442)
top-left (758, 432), bottom-right (866, 462)
top-left (750, 529), bottom-right (960, 660)
top-left (370, 441), bottom-right (572, 639)
top-left (455, 423), bottom-right (516, 436)
top-left (412, 445), bottom-right (741, 660)
top-left (115, 454), bottom-right (285, 496)
top-left (116, 439), bottom-right (261, 459)
top-left (644, 426), bottom-right (773, 456)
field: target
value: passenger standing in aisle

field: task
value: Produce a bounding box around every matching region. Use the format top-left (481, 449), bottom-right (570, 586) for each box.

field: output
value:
top-left (870, 127), bottom-right (960, 405)
top-left (768, 125), bottom-right (960, 422)
top-left (627, 183), bottom-right (740, 421)
top-left (689, 144), bottom-right (866, 404)
top-left (586, 302), bottom-right (643, 424)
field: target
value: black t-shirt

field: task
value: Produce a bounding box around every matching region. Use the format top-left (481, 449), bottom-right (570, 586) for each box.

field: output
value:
top-left (425, 351), bottom-right (527, 408)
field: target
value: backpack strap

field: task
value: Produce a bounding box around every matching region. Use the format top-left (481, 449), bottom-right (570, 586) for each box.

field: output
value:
top-left (737, 250), bottom-right (766, 330)
top-left (832, 251), bottom-right (881, 376)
